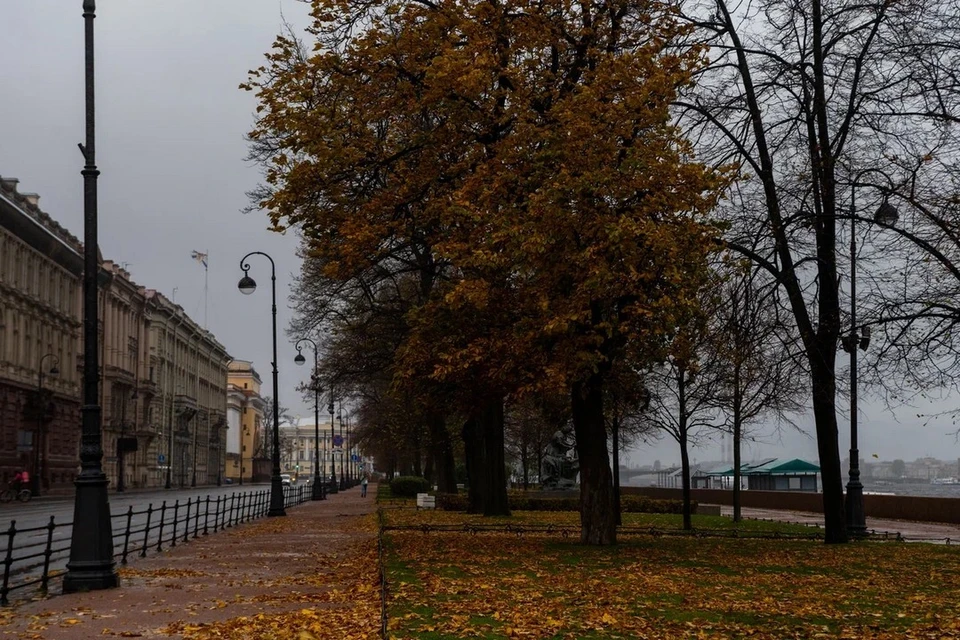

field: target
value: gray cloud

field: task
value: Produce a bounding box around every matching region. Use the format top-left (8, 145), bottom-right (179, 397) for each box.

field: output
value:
top-left (2, 1), bottom-right (956, 465)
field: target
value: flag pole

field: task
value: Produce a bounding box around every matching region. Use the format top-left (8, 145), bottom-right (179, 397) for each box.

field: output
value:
top-left (204, 248), bottom-right (208, 329)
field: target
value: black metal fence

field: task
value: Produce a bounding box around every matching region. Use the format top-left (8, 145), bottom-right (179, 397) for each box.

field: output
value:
top-left (1, 485), bottom-right (309, 605)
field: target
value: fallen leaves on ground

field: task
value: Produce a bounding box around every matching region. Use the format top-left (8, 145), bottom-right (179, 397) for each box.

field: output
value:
top-left (161, 510), bottom-right (382, 640)
top-left (384, 515), bottom-right (960, 639)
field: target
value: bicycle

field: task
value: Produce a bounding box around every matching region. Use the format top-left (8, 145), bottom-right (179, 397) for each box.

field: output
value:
top-left (0, 484), bottom-right (32, 503)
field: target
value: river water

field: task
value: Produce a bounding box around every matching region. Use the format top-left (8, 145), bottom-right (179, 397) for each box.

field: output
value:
top-left (863, 482), bottom-right (960, 498)
top-left (623, 474), bottom-right (960, 499)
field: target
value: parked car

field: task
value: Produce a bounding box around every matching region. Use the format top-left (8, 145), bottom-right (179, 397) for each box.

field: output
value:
top-left (280, 473), bottom-right (292, 486)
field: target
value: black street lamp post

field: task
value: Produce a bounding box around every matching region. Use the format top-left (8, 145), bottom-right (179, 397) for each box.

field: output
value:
top-left (841, 175), bottom-right (899, 538)
top-left (294, 338), bottom-right (326, 501)
top-left (338, 407), bottom-right (346, 490)
top-left (328, 394), bottom-right (337, 493)
top-left (238, 252), bottom-right (286, 517)
top-left (63, 0), bottom-right (119, 594)
top-left (33, 354), bottom-right (60, 497)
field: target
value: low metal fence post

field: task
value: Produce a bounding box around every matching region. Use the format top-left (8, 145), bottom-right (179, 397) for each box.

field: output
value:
top-left (184, 498), bottom-right (192, 544)
top-left (121, 505), bottom-right (134, 565)
top-left (141, 504), bottom-right (153, 558)
top-left (194, 497), bottom-right (201, 538)
top-left (40, 515), bottom-right (56, 594)
top-left (227, 493), bottom-right (235, 528)
top-left (1, 520), bottom-right (17, 606)
top-left (203, 496), bottom-right (210, 535)
top-left (156, 501), bottom-right (167, 552)
top-left (171, 500), bottom-right (180, 548)
top-left (214, 495), bottom-right (222, 532)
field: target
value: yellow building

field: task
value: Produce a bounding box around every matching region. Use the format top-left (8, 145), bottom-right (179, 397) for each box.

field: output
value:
top-left (225, 360), bottom-right (264, 483)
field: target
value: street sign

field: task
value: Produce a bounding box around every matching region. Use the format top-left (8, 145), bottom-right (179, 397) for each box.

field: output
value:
top-left (333, 435), bottom-right (344, 447)
top-left (158, 453), bottom-right (166, 464)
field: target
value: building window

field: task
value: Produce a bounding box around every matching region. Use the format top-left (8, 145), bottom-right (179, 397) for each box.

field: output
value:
top-left (17, 429), bottom-right (33, 450)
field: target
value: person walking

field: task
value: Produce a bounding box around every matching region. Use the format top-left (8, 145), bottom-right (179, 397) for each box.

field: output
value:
top-left (360, 475), bottom-right (368, 498)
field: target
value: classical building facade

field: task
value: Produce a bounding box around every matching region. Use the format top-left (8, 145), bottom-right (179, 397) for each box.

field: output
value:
top-left (279, 421), bottom-right (336, 482)
top-left (1, 174), bottom-right (234, 492)
top-left (145, 292), bottom-right (230, 489)
top-left (97, 261), bottom-right (152, 490)
top-left (225, 360), bottom-right (264, 483)
top-left (0, 176), bottom-right (83, 491)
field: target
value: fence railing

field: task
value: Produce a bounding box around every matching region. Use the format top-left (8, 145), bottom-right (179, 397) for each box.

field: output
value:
top-left (1, 485), bottom-right (309, 605)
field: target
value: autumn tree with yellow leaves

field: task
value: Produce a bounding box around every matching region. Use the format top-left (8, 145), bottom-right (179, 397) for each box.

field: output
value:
top-left (244, 0), bottom-right (729, 544)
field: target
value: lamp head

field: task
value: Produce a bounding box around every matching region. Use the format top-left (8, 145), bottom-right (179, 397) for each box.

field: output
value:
top-left (50, 365), bottom-right (60, 376)
top-left (840, 335), bottom-right (855, 353)
top-left (859, 325), bottom-right (872, 351)
top-left (237, 273), bottom-right (257, 295)
top-left (874, 200), bottom-right (899, 226)
top-left (294, 352), bottom-right (306, 366)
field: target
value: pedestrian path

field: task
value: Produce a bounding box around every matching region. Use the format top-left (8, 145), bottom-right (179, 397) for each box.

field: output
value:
top-left (726, 505), bottom-right (960, 541)
top-left (0, 486), bottom-right (381, 639)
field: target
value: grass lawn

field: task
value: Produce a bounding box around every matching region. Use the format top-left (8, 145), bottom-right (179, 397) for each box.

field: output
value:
top-left (382, 508), bottom-right (819, 536)
top-left (383, 511), bottom-right (960, 639)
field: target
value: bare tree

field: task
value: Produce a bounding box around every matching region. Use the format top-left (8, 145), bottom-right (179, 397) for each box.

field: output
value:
top-left (711, 261), bottom-right (807, 521)
top-left (642, 294), bottom-right (725, 530)
top-left (673, 0), bottom-right (960, 542)
top-left (257, 396), bottom-right (294, 461)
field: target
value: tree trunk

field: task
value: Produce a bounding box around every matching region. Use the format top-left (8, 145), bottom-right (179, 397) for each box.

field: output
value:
top-left (678, 369), bottom-right (692, 531)
top-left (679, 430), bottom-right (692, 531)
top-left (520, 438), bottom-right (530, 491)
top-left (462, 416), bottom-right (485, 514)
top-left (536, 446), bottom-right (544, 490)
top-left (571, 376), bottom-right (616, 545)
top-left (811, 358), bottom-right (847, 543)
top-left (612, 413), bottom-right (622, 526)
top-left (428, 411), bottom-right (458, 494)
top-left (733, 362), bottom-right (742, 523)
top-left (479, 397), bottom-right (510, 516)
top-left (423, 455), bottom-right (434, 486)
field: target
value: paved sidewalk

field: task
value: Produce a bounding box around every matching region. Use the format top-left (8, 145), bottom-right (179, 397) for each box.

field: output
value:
top-left (726, 505), bottom-right (960, 541)
top-left (0, 486), bottom-right (381, 639)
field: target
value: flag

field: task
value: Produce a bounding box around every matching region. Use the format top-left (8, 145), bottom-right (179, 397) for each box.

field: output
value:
top-left (190, 250), bottom-right (208, 269)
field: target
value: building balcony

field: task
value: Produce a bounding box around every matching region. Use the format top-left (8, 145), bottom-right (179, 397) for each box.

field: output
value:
top-left (103, 364), bottom-right (136, 384)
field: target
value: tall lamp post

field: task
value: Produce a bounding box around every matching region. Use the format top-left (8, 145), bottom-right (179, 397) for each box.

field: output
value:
top-left (33, 354), bottom-right (60, 497)
top-left (328, 392), bottom-right (338, 493)
top-left (63, 0), bottom-right (119, 594)
top-left (294, 338), bottom-right (326, 501)
top-left (338, 406), bottom-right (346, 490)
top-left (238, 252), bottom-right (286, 517)
top-left (841, 179), bottom-right (899, 537)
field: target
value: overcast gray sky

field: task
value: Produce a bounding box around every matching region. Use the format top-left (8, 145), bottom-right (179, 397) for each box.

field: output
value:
top-left (2, 1), bottom-right (957, 469)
